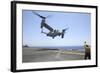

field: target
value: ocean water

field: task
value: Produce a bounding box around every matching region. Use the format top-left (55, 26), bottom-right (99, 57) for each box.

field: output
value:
top-left (25, 46), bottom-right (85, 52)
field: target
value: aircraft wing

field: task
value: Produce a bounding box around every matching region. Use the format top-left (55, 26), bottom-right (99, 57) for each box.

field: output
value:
top-left (42, 23), bottom-right (54, 32)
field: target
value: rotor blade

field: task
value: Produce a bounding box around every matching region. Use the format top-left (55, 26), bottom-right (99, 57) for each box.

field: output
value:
top-left (46, 15), bottom-right (52, 18)
top-left (32, 11), bottom-right (45, 19)
top-left (41, 31), bottom-right (47, 34)
top-left (62, 27), bottom-right (69, 32)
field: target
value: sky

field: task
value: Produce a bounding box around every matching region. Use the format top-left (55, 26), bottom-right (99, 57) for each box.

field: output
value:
top-left (22, 10), bottom-right (91, 47)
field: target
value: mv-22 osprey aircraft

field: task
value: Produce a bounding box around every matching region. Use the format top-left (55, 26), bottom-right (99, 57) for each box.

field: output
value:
top-left (32, 11), bottom-right (69, 39)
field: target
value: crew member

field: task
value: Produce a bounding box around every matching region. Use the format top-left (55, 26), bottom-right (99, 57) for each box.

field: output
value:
top-left (84, 41), bottom-right (91, 59)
